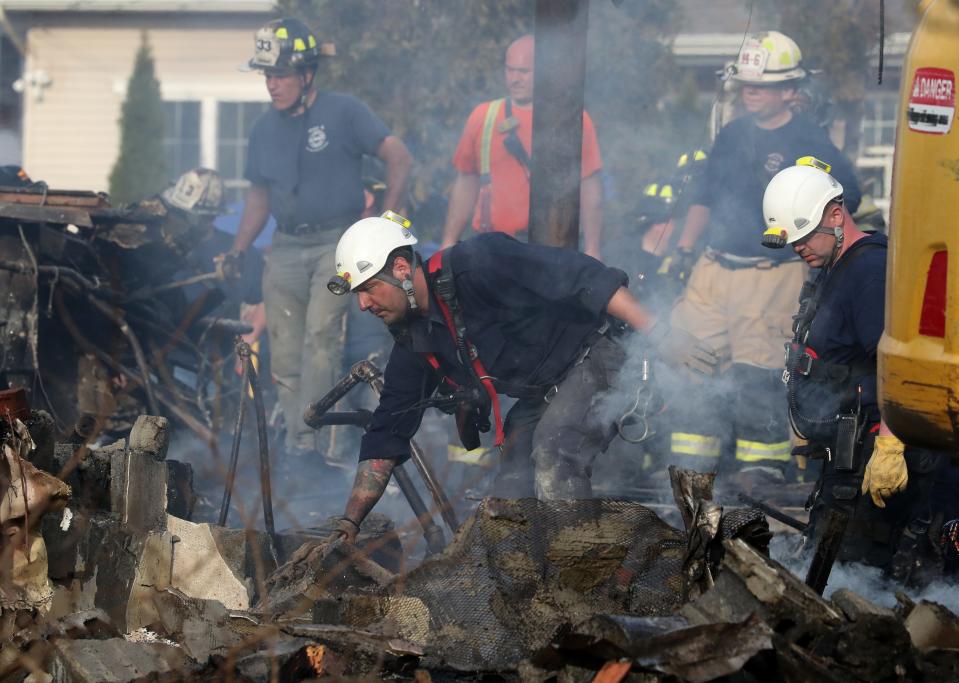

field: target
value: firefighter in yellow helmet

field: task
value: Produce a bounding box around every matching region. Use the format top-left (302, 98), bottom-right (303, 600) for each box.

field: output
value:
top-left (225, 18), bottom-right (412, 474)
top-left (662, 31), bottom-right (862, 483)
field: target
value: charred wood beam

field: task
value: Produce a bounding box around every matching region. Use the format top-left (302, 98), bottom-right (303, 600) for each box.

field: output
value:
top-left (528, 0), bottom-right (590, 249)
top-left (0, 203), bottom-right (93, 227)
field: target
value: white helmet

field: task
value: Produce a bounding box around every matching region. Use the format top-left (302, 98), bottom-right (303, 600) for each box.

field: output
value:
top-left (762, 161), bottom-right (843, 249)
top-left (328, 210), bottom-right (418, 295)
top-left (731, 31), bottom-right (806, 85)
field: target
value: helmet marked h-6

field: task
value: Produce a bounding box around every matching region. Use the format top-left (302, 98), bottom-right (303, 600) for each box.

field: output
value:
top-left (731, 30), bottom-right (806, 85)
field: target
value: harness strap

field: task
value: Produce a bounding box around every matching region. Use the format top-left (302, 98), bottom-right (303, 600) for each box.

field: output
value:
top-left (425, 250), bottom-right (505, 446)
top-left (791, 346), bottom-right (876, 384)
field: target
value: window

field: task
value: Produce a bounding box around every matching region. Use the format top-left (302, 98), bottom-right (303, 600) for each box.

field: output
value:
top-left (163, 101), bottom-right (201, 180)
top-left (160, 99), bottom-right (268, 202)
top-left (861, 95), bottom-right (898, 148)
top-left (217, 101), bottom-right (270, 205)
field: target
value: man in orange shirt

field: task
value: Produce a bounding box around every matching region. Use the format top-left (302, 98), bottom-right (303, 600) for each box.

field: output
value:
top-left (440, 34), bottom-right (603, 258)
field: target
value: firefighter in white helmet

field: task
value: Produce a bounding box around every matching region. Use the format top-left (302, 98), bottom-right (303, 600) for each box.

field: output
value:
top-left (764, 160), bottom-right (952, 580)
top-left (660, 30), bottom-right (862, 483)
top-left (322, 212), bottom-right (718, 542)
top-left (224, 18), bottom-right (412, 473)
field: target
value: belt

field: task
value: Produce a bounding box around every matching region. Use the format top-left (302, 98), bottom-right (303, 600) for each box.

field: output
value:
top-left (705, 247), bottom-right (797, 270)
top-left (493, 320), bottom-right (617, 403)
top-left (277, 214), bottom-right (357, 236)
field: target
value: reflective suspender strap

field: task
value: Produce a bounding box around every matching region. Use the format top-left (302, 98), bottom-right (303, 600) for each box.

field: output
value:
top-left (479, 98), bottom-right (504, 180)
top-left (426, 251), bottom-right (505, 446)
top-left (477, 99), bottom-right (503, 233)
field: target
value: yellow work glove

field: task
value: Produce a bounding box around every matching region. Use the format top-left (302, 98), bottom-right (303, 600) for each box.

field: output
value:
top-left (861, 435), bottom-right (908, 508)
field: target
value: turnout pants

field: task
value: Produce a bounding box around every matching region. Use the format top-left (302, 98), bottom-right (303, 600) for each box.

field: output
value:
top-left (492, 336), bottom-right (626, 499)
top-left (264, 231), bottom-right (349, 455)
top-left (667, 253), bottom-right (804, 473)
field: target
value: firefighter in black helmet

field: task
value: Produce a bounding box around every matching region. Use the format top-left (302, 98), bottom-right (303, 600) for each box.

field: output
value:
top-left (225, 18), bottom-right (413, 476)
top-left (243, 18), bottom-right (325, 112)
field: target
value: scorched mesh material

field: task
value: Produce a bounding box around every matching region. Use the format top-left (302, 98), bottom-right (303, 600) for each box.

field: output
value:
top-left (379, 498), bottom-right (686, 671)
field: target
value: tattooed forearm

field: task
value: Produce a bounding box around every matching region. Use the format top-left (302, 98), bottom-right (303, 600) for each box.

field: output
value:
top-left (343, 458), bottom-right (395, 525)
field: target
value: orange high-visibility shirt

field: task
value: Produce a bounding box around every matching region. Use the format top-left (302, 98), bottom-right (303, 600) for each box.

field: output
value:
top-left (451, 100), bottom-right (602, 236)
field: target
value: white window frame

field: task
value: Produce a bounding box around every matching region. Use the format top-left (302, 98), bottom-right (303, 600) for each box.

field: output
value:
top-left (114, 78), bottom-right (269, 194)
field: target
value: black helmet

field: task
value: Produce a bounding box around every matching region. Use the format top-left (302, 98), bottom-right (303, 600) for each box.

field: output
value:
top-left (637, 181), bottom-right (676, 225)
top-left (0, 165), bottom-right (32, 187)
top-left (246, 18), bottom-right (324, 72)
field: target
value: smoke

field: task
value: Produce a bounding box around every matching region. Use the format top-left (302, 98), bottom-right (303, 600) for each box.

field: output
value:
top-left (770, 533), bottom-right (959, 615)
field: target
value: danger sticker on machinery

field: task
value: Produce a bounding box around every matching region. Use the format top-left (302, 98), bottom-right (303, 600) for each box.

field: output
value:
top-left (908, 67), bottom-right (956, 135)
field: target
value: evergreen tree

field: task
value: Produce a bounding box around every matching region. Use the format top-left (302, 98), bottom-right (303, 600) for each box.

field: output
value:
top-left (109, 33), bottom-right (167, 204)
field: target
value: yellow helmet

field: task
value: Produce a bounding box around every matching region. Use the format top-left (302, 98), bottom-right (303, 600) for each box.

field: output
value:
top-left (731, 31), bottom-right (806, 85)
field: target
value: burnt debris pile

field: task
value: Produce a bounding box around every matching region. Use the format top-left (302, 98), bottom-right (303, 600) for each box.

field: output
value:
top-left (0, 185), bottom-right (250, 447)
top-left (3, 405), bottom-right (959, 681)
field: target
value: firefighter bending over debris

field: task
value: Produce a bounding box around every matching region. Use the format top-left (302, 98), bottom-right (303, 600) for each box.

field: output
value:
top-left (664, 31), bottom-right (861, 480)
top-left (324, 212), bottom-right (718, 542)
top-left (763, 161), bottom-right (956, 581)
top-left (225, 18), bottom-right (412, 471)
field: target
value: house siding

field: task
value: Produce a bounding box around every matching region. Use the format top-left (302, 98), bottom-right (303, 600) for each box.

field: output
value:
top-left (21, 15), bottom-right (269, 191)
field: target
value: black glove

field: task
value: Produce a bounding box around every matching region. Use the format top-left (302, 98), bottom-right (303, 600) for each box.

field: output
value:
top-left (664, 248), bottom-right (697, 285)
top-left (214, 251), bottom-right (244, 282)
top-left (646, 318), bottom-right (719, 376)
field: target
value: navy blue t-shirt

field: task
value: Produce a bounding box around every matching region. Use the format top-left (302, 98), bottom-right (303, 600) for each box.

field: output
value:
top-left (791, 233), bottom-right (887, 431)
top-left (245, 91), bottom-right (390, 230)
top-left (697, 113), bottom-right (861, 260)
top-left (358, 233), bottom-right (628, 463)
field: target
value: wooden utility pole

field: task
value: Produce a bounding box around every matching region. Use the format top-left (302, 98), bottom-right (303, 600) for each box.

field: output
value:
top-left (528, 0), bottom-right (590, 250)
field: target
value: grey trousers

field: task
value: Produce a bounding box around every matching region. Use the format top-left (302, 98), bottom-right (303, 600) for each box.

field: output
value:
top-left (492, 336), bottom-right (626, 499)
top-left (264, 231), bottom-right (349, 453)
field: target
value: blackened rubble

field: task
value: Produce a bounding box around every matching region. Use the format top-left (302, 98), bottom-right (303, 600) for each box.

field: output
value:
top-left (2, 395), bottom-right (958, 681)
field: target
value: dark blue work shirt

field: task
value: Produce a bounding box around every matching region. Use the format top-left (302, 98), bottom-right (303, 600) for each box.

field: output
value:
top-left (697, 113), bottom-right (861, 260)
top-left (245, 91), bottom-right (390, 230)
top-left (792, 233), bottom-right (887, 429)
top-left (359, 233), bottom-right (628, 462)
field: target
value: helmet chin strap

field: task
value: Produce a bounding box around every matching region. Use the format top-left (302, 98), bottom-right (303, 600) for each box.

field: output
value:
top-left (825, 216), bottom-right (845, 269)
top-left (376, 255), bottom-right (419, 311)
top-left (278, 68), bottom-right (316, 116)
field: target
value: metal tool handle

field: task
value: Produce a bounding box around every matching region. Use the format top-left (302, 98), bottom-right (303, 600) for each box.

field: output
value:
top-left (303, 367), bottom-right (365, 429)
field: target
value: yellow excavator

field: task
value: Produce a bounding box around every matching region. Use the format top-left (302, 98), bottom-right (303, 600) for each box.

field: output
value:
top-left (879, 0), bottom-right (959, 450)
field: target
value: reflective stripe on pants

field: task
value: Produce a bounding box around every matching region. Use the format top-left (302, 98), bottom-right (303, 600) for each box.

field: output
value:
top-left (670, 432), bottom-right (722, 459)
top-left (735, 438), bottom-right (792, 463)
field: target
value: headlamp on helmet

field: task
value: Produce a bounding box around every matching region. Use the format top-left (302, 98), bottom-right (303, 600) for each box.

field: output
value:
top-left (761, 227), bottom-right (789, 249)
top-left (328, 271), bottom-right (352, 296)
